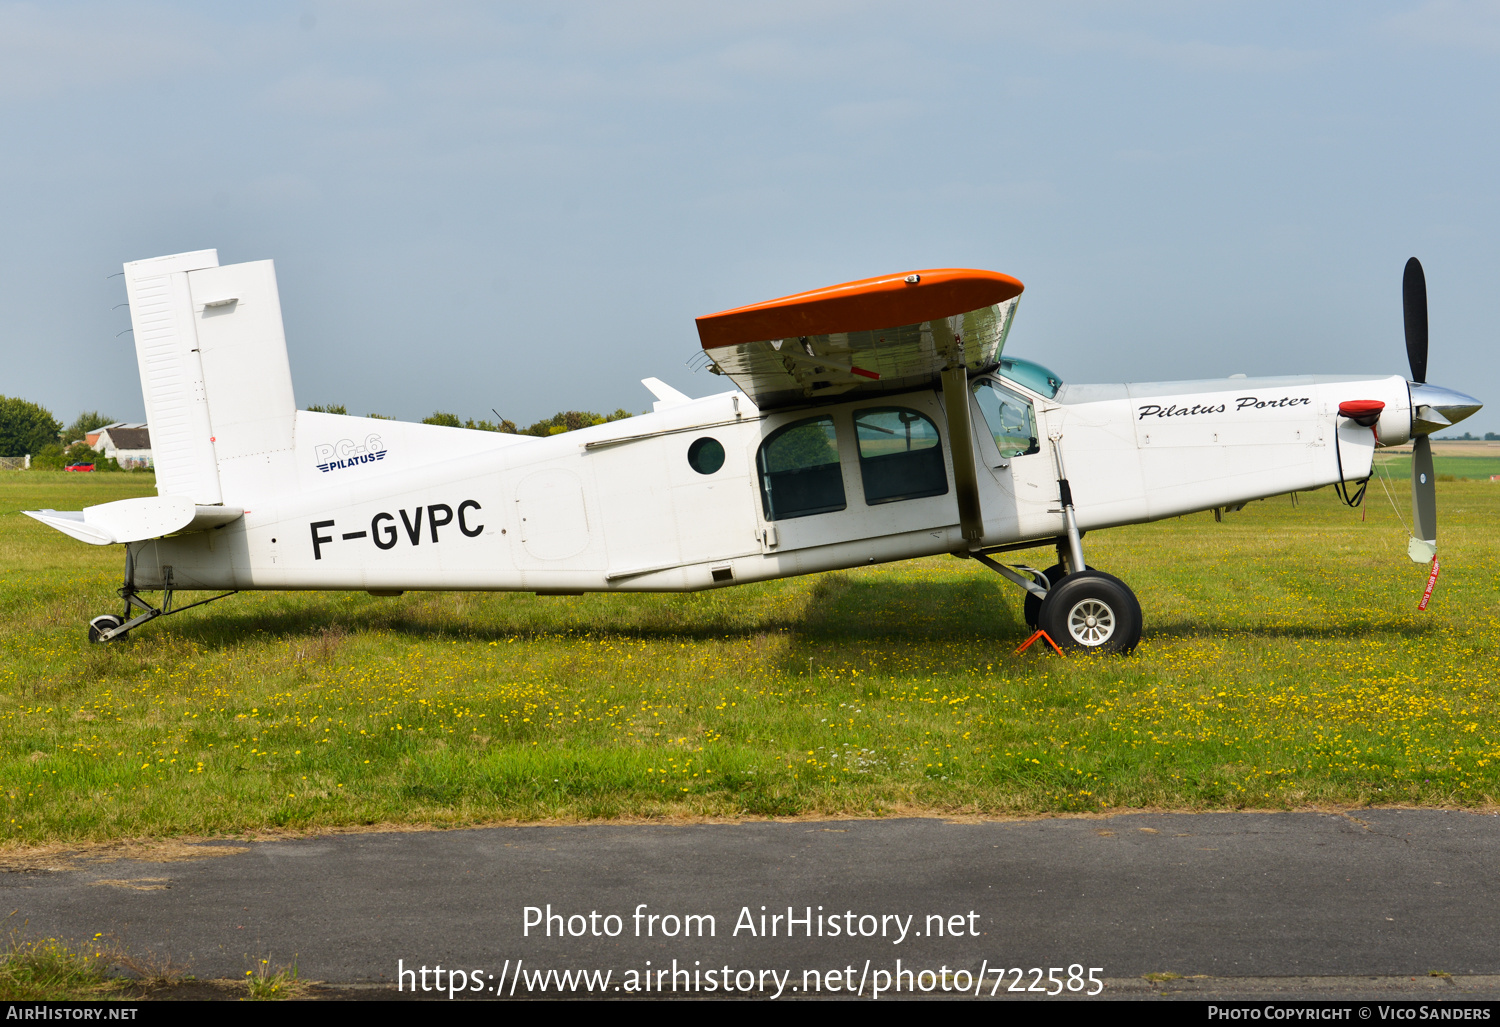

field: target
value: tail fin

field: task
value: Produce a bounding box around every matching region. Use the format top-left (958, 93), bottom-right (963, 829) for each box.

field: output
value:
top-left (124, 250), bottom-right (297, 504)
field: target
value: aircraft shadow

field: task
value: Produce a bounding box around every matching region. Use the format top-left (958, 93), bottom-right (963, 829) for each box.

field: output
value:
top-left (798, 575), bottom-right (1022, 640)
top-left (137, 575), bottom-right (1025, 650)
top-left (1145, 617), bottom-right (1438, 643)
top-left (114, 584), bottom-right (1429, 659)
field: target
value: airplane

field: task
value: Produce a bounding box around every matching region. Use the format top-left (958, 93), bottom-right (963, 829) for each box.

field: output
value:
top-left (24, 250), bottom-right (1482, 655)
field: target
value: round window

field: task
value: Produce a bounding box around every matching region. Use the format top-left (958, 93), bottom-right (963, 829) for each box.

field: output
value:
top-left (687, 437), bottom-right (725, 475)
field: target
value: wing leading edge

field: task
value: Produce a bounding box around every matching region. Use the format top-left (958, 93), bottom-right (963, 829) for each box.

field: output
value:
top-left (695, 268), bottom-right (1024, 409)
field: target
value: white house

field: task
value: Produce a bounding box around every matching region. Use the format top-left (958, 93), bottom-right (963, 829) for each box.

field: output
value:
top-left (91, 424), bottom-right (153, 468)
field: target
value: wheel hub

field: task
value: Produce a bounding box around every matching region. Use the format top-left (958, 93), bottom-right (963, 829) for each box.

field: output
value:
top-left (1066, 599), bottom-right (1115, 646)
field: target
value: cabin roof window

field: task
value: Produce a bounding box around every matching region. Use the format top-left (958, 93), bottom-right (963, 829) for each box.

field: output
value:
top-left (998, 356), bottom-right (1063, 398)
top-left (854, 407), bottom-right (948, 505)
top-left (757, 416), bottom-right (846, 521)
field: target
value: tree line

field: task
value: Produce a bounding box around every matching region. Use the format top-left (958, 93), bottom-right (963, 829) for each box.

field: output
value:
top-left (305, 405), bottom-right (638, 436)
top-left (1, 394), bottom-right (646, 470)
top-left (0, 397), bottom-right (128, 469)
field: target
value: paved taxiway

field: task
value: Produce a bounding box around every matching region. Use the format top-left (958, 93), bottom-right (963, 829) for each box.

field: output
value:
top-left (4, 810), bottom-right (1498, 997)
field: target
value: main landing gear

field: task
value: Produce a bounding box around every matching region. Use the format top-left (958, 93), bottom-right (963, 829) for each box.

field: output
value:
top-left (87, 546), bottom-right (238, 643)
top-left (960, 433), bottom-right (1143, 655)
top-left (966, 539), bottom-right (1143, 656)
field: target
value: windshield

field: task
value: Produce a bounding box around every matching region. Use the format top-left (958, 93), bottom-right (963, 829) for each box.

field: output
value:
top-left (998, 357), bottom-right (1063, 398)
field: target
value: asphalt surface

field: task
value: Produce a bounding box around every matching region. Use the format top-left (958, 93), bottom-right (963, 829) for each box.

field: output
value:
top-left (5, 810), bottom-right (1500, 999)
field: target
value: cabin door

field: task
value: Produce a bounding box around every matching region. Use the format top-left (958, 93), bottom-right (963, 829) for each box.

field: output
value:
top-left (751, 392), bottom-right (965, 556)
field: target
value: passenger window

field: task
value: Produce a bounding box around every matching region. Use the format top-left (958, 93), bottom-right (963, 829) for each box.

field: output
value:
top-left (854, 407), bottom-right (948, 505)
top-left (757, 416), bottom-right (846, 520)
top-left (972, 379), bottom-right (1039, 458)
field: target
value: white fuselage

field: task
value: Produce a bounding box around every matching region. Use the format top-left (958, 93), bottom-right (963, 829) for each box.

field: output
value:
top-left (126, 371), bottom-right (1413, 594)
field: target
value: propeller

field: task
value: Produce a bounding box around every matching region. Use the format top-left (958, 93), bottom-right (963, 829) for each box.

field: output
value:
top-left (1403, 257), bottom-right (1428, 385)
top-left (1395, 259), bottom-right (1484, 568)
top-left (1403, 258), bottom-right (1437, 563)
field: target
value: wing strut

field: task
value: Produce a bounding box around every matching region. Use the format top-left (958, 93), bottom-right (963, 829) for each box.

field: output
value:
top-left (940, 366), bottom-right (984, 542)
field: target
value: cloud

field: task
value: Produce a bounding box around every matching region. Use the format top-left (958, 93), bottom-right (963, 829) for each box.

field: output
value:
top-left (262, 71), bottom-right (389, 117)
top-left (0, 2), bottom-right (219, 101)
top-left (244, 173), bottom-right (322, 206)
top-left (1381, 0), bottom-right (1500, 54)
top-left (821, 98), bottom-right (921, 133)
top-left (1060, 27), bottom-right (1325, 74)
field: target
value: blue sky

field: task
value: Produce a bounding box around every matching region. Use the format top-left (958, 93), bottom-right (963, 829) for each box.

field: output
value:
top-left (1, 1), bottom-right (1496, 432)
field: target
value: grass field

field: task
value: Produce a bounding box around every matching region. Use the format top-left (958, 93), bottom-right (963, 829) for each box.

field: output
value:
top-left (1372, 453), bottom-right (1500, 480)
top-left (2, 469), bottom-right (1498, 846)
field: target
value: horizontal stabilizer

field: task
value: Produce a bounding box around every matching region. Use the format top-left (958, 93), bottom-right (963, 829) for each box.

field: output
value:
top-left (24, 496), bottom-right (243, 546)
top-left (696, 268), bottom-right (1023, 409)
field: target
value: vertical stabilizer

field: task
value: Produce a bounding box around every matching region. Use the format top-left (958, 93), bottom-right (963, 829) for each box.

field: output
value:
top-left (125, 251), bottom-right (299, 505)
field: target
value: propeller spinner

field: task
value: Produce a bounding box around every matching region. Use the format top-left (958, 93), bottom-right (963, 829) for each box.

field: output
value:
top-left (1401, 258), bottom-right (1482, 563)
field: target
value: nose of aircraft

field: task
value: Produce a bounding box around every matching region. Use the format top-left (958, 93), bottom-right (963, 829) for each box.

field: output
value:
top-left (1409, 381), bottom-right (1483, 436)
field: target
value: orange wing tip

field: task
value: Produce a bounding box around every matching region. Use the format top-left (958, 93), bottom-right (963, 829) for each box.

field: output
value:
top-left (696, 268), bottom-right (1024, 350)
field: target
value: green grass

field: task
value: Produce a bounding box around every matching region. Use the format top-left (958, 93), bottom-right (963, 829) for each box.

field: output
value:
top-left (0, 925), bottom-right (267, 1000)
top-left (2, 469), bottom-right (1499, 844)
top-left (0, 933), bottom-right (118, 1000)
top-left (244, 956), bottom-right (303, 1000)
top-left (1373, 453), bottom-right (1500, 480)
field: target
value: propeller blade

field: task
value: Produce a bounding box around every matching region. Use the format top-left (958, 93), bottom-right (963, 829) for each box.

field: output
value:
top-left (1409, 434), bottom-right (1437, 562)
top-left (1403, 257), bottom-right (1428, 384)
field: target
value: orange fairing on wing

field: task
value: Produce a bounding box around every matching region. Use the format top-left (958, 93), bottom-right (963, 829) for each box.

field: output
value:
top-left (694, 268), bottom-right (1025, 410)
top-left (695, 269), bottom-right (1024, 349)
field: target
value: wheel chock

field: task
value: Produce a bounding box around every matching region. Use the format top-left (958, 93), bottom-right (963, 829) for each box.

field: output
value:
top-left (1014, 629), bottom-right (1065, 657)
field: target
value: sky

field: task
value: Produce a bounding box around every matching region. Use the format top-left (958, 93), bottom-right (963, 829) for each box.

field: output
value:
top-left (1, 1), bottom-right (1496, 433)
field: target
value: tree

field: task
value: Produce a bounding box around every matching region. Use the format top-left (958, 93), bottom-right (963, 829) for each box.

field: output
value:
top-left (517, 409), bottom-right (634, 437)
top-left (63, 411), bottom-right (115, 443)
top-left (463, 417), bottom-right (517, 433)
top-left (304, 404), bottom-right (348, 415)
top-left (422, 411), bottom-right (462, 427)
top-left (30, 441), bottom-right (121, 471)
top-left (0, 396), bottom-right (62, 457)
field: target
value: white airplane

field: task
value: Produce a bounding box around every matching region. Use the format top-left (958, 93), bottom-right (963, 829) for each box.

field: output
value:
top-left (26, 250), bottom-right (1481, 654)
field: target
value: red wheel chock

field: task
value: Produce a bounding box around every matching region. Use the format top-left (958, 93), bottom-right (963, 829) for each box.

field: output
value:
top-left (1014, 629), bottom-right (1066, 656)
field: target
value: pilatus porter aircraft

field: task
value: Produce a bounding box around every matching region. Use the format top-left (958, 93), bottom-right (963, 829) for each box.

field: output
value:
top-left (26, 250), bottom-right (1481, 654)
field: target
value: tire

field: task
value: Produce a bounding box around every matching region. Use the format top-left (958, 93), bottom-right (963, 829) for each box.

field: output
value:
top-left (1036, 570), bottom-right (1142, 655)
top-left (88, 614), bottom-right (126, 643)
top-left (1022, 563), bottom-right (1067, 628)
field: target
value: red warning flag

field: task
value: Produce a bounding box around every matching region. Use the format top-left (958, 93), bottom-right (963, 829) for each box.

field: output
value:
top-left (1417, 557), bottom-right (1440, 611)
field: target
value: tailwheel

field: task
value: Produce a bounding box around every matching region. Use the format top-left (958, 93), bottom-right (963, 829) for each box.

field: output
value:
top-left (1037, 570), bottom-right (1142, 655)
top-left (88, 614), bottom-right (128, 643)
top-left (1023, 563), bottom-right (1067, 628)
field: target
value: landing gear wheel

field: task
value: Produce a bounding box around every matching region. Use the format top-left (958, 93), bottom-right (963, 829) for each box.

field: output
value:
top-left (1036, 570), bottom-right (1142, 655)
top-left (1023, 564), bottom-right (1067, 628)
top-left (88, 614), bottom-right (127, 643)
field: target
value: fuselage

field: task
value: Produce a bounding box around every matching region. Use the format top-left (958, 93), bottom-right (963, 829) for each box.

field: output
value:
top-left (126, 368), bottom-right (1413, 594)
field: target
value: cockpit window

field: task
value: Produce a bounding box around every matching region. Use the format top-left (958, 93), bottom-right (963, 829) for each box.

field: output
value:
top-left (757, 416), bottom-right (846, 520)
top-left (998, 357), bottom-right (1063, 399)
top-left (972, 379), bottom-right (1040, 459)
top-left (854, 407), bottom-right (948, 505)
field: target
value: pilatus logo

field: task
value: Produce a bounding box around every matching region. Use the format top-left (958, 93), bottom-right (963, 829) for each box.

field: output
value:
top-left (314, 434), bottom-right (387, 473)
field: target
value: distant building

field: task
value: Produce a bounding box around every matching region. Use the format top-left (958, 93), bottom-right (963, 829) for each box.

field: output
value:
top-left (92, 424), bottom-right (152, 468)
top-left (84, 422), bottom-right (125, 448)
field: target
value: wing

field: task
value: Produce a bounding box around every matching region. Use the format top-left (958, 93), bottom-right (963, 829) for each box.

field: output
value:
top-left (695, 268), bottom-right (1024, 409)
